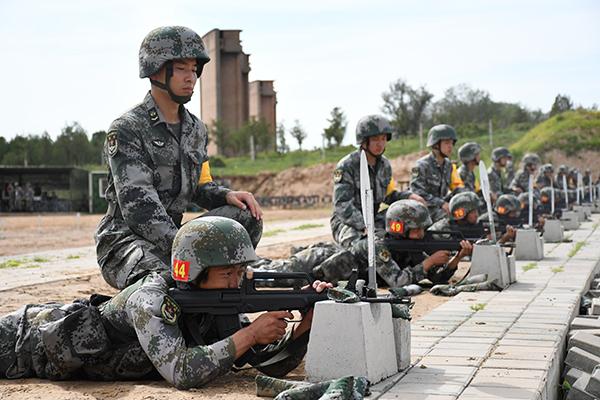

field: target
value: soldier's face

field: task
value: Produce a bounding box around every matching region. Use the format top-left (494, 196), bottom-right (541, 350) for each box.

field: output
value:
top-left (497, 157), bottom-right (508, 167)
top-left (408, 228), bottom-right (425, 240)
top-left (367, 134), bottom-right (387, 156)
top-left (466, 210), bottom-right (479, 224)
top-left (527, 164), bottom-right (537, 174)
top-left (439, 139), bottom-right (454, 156)
top-left (198, 264), bottom-right (245, 289)
top-left (170, 58), bottom-right (198, 96)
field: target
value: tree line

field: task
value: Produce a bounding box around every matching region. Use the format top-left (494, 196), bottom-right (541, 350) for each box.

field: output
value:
top-left (0, 82), bottom-right (591, 165)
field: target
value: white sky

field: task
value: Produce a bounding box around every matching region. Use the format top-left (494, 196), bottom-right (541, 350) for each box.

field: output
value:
top-left (0, 0), bottom-right (598, 150)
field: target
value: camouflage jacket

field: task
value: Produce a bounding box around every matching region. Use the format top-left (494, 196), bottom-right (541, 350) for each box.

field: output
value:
top-left (510, 170), bottom-right (534, 193)
top-left (331, 150), bottom-right (410, 235)
top-left (0, 274), bottom-right (303, 388)
top-left (97, 92), bottom-right (230, 256)
top-left (536, 174), bottom-right (557, 189)
top-left (487, 165), bottom-right (504, 196)
top-left (458, 165), bottom-right (476, 192)
top-left (410, 152), bottom-right (452, 208)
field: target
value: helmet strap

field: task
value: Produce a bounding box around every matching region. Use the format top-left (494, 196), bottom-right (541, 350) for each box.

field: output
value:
top-left (150, 62), bottom-right (192, 105)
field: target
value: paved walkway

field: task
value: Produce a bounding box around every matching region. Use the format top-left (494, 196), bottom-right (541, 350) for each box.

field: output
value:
top-left (0, 217), bottom-right (331, 291)
top-left (370, 216), bottom-right (600, 400)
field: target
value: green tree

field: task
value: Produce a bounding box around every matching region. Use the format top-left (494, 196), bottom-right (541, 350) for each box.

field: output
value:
top-left (289, 120), bottom-right (307, 151)
top-left (91, 130), bottom-right (107, 164)
top-left (276, 122), bottom-right (289, 153)
top-left (323, 107), bottom-right (347, 147)
top-left (381, 79), bottom-right (433, 137)
top-left (53, 122), bottom-right (92, 165)
top-left (210, 119), bottom-right (229, 156)
top-left (549, 94), bottom-right (573, 117)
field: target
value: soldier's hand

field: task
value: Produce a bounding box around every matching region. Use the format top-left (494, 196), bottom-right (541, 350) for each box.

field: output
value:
top-left (408, 193), bottom-right (426, 205)
top-left (226, 191), bottom-right (263, 220)
top-left (458, 240), bottom-right (473, 257)
top-left (247, 311), bottom-right (292, 345)
top-left (423, 250), bottom-right (451, 271)
top-left (442, 202), bottom-right (450, 215)
top-left (500, 225), bottom-right (517, 243)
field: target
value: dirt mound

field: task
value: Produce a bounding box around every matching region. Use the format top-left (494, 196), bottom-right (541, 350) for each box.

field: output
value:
top-left (542, 149), bottom-right (600, 174)
top-left (225, 150), bottom-right (428, 197)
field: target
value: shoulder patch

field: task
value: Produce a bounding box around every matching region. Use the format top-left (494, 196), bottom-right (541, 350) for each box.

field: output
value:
top-left (378, 248), bottom-right (391, 263)
top-left (107, 131), bottom-right (118, 157)
top-left (411, 167), bottom-right (419, 180)
top-left (333, 169), bottom-right (343, 183)
top-left (160, 295), bottom-right (180, 325)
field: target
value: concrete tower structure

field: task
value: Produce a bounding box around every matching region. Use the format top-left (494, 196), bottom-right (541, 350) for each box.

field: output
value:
top-left (249, 80), bottom-right (277, 151)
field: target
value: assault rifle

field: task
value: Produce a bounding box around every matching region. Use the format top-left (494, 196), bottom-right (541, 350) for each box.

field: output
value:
top-left (383, 230), bottom-right (465, 255)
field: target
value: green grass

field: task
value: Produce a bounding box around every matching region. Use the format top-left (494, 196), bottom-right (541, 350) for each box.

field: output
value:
top-left (511, 110), bottom-right (600, 158)
top-left (33, 256), bottom-right (50, 263)
top-left (263, 229), bottom-right (286, 237)
top-left (67, 255), bottom-right (81, 260)
top-left (470, 303), bottom-right (486, 312)
top-left (522, 262), bottom-right (538, 272)
top-left (25, 264), bottom-right (41, 269)
top-left (292, 223), bottom-right (324, 231)
top-left (551, 266), bottom-right (565, 273)
top-left (568, 241), bottom-right (587, 258)
top-left (0, 259), bottom-right (25, 269)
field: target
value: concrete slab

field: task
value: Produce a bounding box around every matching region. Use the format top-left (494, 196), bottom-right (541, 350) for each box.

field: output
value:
top-left (571, 317), bottom-right (600, 330)
top-left (378, 393), bottom-right (456, 400)
top-left (568, 331), bottom-right (600, 357)
top-left (419, 355), bottom-right (484, 367)
top-left (565, 347), bottom-right (600, 374)
top-left (387, 382), bottom-right (465, 396)
top-left (459, 385), bottom-right (539, 399)
top-left (584, 367), bottom-right (600, 397)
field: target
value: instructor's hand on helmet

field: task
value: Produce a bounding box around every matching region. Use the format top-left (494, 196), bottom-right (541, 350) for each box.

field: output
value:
top-left (226, 191), bottom-right (263, 220)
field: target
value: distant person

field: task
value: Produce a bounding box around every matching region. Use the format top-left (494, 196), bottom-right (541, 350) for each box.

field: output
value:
top-left (13, 184), bottom-right (23, 212)
top-left (410, 124), bottom-right (457, 222)
top-left (330, 115), bottom-right (424, 287)
top-left (510, 153), bottom-right (541, 194)
top-left (487, 147), bottom-right (512, 202)
top-left (1, 183), bottom-right (10, 212)
top-left (536, 164), bottom-right (556, 189)
top-left (24, 183), bottom-right (34, 212)
top-left (457, 142), bottom-right (482, 193)
top-left (95, 26), bottom-right (263, 290)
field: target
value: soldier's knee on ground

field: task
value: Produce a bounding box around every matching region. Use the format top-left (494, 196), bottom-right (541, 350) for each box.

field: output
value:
top-left (202, 205), bottom-right (263, 248)
top-left (312, 249), bottom-right (357, 284)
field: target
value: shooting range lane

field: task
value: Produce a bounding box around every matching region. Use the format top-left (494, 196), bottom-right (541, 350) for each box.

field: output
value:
top-left (0, 217), bottom-right (331, 292)
top-left (369, 215), bottom-right (600, 400)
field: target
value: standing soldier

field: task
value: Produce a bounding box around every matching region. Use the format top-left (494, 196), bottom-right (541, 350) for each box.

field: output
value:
top-left (410, 124), bottom-right (457, 222)
top-left (510, 153), bottom-right (541, 194)
top-left (330, 115), bottom-right (424, 287)
top-left (457, 142), bottom-right (482, 193)
top-left (95, 26), bottom-right (263, 290)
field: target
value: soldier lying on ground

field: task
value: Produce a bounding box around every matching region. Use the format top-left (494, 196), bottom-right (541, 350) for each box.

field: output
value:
top-left (0, 217), bottom-right (331, 389)
top-left (410, 124), bottom-right (458, 223)
top-left (429, 191), bottom-right (516, 244)
top-left (330, 115), bottom-right (424, 287)
top-left (478, 193), bottom-right (543, 232)
top-left (95, 26), bottom-right (263, 290)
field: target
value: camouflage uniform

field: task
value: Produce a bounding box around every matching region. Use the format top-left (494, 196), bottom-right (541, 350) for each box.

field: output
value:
top-left (410, 153), bottom-right (452, 222)
top-left (0, 273), bottom-right (303, 387)
top-left (95, 26), bottom-right (262, 290)
top-left (487, 164), bottom-right (506, 197)
top-left (458, 165), bottom-right (476, 192)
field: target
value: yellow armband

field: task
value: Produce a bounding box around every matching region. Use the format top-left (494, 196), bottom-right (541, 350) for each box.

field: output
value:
top-left (450, 163), bottom-right (464, 191)
top-left (386, 178), bottom-right (396, 196)
top-left (199, 161), bottom-right (213, 185)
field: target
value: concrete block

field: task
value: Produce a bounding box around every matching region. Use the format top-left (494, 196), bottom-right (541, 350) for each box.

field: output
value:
top-left (305, 301), bottom-right (397, 383)
top-left (565, 368), bottom-right (584, 386)
top-left (543, 219), bottom-right (565, 243)
top-left (561, 211), bottom-right (581, 230)
top-left (565, 347), bottom-right (600, 374)
top-left (393, 318), bottom-right (411, 371)
top-left (469, 243), bottom-right (512, 289)
top-left (515, 229), bottom-right (545, 261)
top-left (569, 331), bottom-right (600, 357)
top-left (567, 373), bottom-right (594, 400)
top-left (592, 299), bottom-right (600, 316)
top-left (507, 254), bottom-right (517, 283)
top-left (585, 367), bottom-right (600, 397)
top-left (571, 317), bottom-right (600, 330)
top-left (572, 205), bottom-right (590, 221)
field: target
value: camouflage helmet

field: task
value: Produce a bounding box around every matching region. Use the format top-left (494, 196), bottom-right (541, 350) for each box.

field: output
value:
top-left (449, 191), bottom-right (480, 220)
top-left (495, 194), bottom-right (520, 216)
top-left (170, 216), bottom-right (257, 284)
top-left (426, 124), bottom-right (458, 147)
top-left (355, 115), bottom-right (393, 145)
top-left (491, 147), bottom-right (511, 162)
top-left (458, 142), bottom-right (482, 163)
top-left (522, 153), bottom-right (541, 166)
top-left (386, 199), bottom-right (432, 237)
top-left (557, 164), bottom-right (568, 175)
top-left (517, 192), bottom-right (539, 209)
top-left (139, 26), bottom-right (210, 79)
top-left (539, 163), bottom-right (554, 174)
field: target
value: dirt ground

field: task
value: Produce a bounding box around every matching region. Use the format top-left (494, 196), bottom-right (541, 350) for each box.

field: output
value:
top-left (0, 208), bottom-right (453, 399)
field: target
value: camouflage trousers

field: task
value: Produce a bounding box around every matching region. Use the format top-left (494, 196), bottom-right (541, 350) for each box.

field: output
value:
top-left (97, 205), bottom-right (263, 289)
top-left (251, 242), bottom-right (356, 286)
top-left (333, 222), bottom-right (424, 288)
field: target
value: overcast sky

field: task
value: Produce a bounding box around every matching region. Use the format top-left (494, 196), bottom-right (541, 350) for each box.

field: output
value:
top-left (0, 0), bottom-right (598, 149)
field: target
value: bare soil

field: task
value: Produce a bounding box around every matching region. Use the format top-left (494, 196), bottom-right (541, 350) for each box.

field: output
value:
top-left (0, 206), bottom-right (453, 399)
